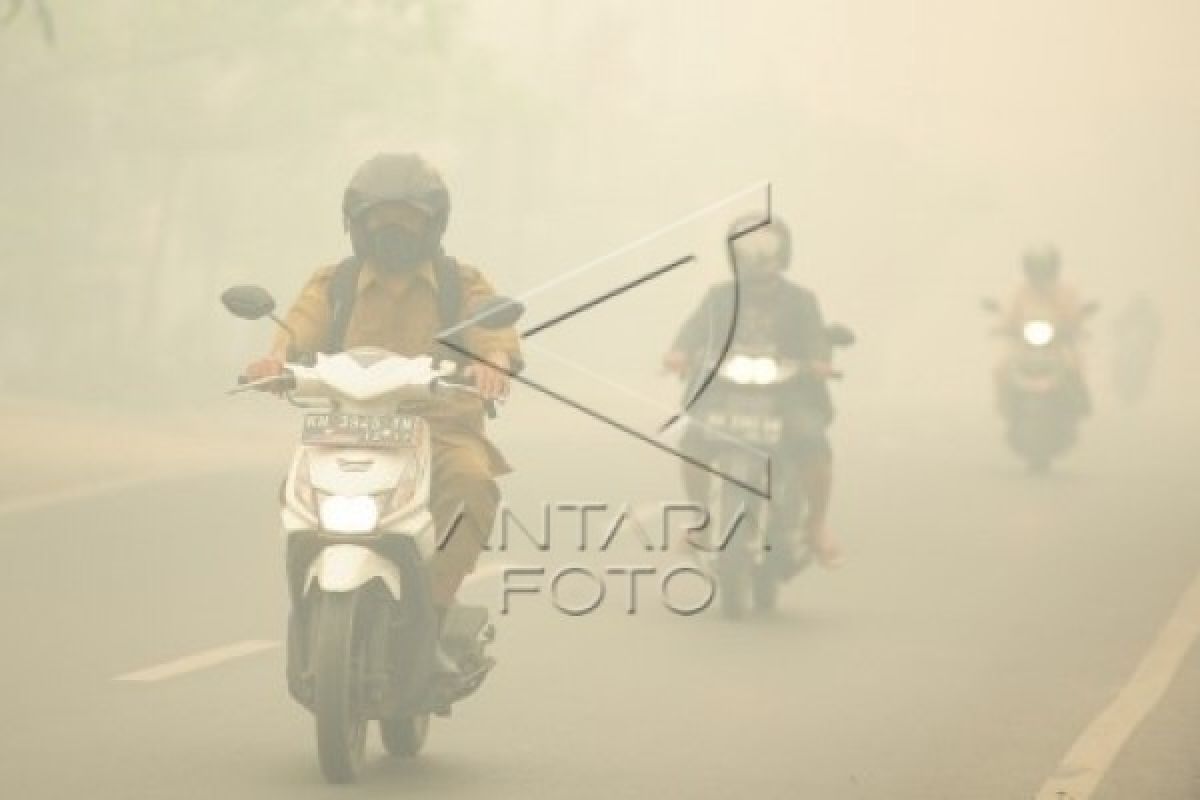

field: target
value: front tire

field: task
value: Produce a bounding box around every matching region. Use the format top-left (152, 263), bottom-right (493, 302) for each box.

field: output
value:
top-left (717, 561), bottom-right (748, 619)
top-left (716, 472), bottom-right (758, 620)
top-left (313, 591), bottom-right (370, 784)
top-left (380, 714), bottom-right (430, 757)
top-left (751, 568), bottom-right (778, 613)
top-left (1009, 398), bottom-right (1066, 472)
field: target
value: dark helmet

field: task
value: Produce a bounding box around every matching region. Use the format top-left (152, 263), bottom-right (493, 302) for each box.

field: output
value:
top-left (1022, 244), bottom-right (1062, 283)
top-left (727, 213), bottom-right (792, 272)
top-left (342, 154), bottom-right (451, 266)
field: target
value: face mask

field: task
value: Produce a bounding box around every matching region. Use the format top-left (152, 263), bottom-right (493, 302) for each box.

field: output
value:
top-left (733, 230), bottom-right (785, 283)
top-left (743, 254), bottom-right (784, 282)
top-left (1025, 266), bottom-right (1059, 288)
top-left (367, 225), bottom-right (434, 274)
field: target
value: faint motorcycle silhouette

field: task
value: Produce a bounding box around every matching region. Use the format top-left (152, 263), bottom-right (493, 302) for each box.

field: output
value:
top-left (1110, 294), bottom-right (1161, 409)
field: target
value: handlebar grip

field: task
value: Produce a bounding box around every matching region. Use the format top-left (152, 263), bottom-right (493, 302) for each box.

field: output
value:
top-left (233, 373), bottom-right (295, 392)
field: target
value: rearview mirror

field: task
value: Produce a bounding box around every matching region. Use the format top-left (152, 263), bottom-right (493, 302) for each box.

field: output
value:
top-left (826, 323), bottom-right (856, 348)
top-left (473, 297), bottom-right (525, 330)
top-left (221, 285), bottom-right (277, 321)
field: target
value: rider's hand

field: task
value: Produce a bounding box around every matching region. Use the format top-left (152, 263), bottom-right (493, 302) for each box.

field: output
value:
top-left (244, 356), bottom-right (284, 381)
top-left (465, 351), bottom-right (511, 401)
top-left (662, 350), bottom-right (688, 376)
top-left (808, 360), bottom-right (839, 380)
top-left (242, 356), bottom-right (288, 394)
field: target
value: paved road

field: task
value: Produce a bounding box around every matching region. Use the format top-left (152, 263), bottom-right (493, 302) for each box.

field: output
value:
top-left (1, 401), bottom-right (1197, 799)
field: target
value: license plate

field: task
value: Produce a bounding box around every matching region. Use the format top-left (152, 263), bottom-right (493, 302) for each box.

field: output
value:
top-left (302, 414), bottom-right (418, 447)
top-left (703, 411), bottom-right (783, 444)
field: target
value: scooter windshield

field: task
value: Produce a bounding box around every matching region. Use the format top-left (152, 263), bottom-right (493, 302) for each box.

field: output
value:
top-left (310, 351), bottom-right (443, 402)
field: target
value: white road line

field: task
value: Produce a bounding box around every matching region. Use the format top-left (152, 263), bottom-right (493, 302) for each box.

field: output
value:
top-left (113, 564), bottom-right (524, 684)
top-left (115, 640), bottom-right (280, 683)
top-left (1036, 569), bottom-right (1200, 799)
top-left (0, 461), bottom-right (257, 519)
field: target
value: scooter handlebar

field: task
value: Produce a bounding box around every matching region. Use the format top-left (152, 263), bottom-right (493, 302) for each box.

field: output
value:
top-left (228, 372), bottom-right (296, 394)
top-left (432, 377), bottom-right (501, 418)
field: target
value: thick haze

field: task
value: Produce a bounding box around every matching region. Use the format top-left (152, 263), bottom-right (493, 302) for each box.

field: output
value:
top-left (3, 5), bottom-right (1200, 797)
top-left (3, 1), bottom-right (1198, 417)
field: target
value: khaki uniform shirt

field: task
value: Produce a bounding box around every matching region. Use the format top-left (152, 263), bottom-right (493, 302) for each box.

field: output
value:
top-left (275, 259), bottom-right (521, 475)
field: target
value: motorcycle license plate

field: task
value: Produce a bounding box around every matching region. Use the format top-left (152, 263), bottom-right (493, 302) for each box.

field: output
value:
top-left (302, 413), bottom-right (418, 447)
top-left (703, 411), bottom-right (783, 445)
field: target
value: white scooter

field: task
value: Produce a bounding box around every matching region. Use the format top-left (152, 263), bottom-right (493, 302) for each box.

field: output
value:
top-left (221, 284), bottom-right (522, 784)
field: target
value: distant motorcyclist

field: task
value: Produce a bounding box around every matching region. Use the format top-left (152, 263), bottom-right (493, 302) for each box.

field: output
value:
top-left (243, 153), bottom-right (521, 624)
top-left (994, 245), bottom-right (1092, 417)
top-left (663, 215), bottom-right (844, 567)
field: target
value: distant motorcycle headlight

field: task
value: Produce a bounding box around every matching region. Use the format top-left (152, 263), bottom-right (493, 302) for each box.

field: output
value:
top-left (1023, 320), bottom-right (1056, 347)
top-left (720, 355), bottom-right (784, 384)
top-left (721, 355), bottom-right (758, 385)
top-left (751, 357), bottom-right (779, 384)
top-left (318, 494), bottom-right (380, 534)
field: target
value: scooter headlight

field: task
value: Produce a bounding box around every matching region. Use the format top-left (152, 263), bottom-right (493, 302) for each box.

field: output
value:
top-left (1023, 320), bottom-right (1056, 347)
top-left (751, 357), bottom-right (779, 384)
top-left (721, 355), bottom-right (780, 385)
top-left (721, 355), bottom-right (756, 384)
top-left (318, 494), bottom-right (380, 534)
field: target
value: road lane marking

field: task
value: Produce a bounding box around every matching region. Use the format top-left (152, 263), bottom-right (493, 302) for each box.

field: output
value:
top-left (0, 461), bottom-right (259, 520)
top-left (114, 565), bottom-right (525, 683)
top-left (115, 640), bottom-right (280, 683)
top-left (1036, 568), bottom-right (1200, 799)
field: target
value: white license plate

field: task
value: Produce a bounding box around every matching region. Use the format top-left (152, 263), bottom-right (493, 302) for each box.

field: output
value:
top-left (302, 414), bottom-right (418, 447)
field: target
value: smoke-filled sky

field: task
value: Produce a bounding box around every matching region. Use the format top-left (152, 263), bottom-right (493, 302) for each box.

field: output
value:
top-left (1, 0), bottom-right (1197, 413)
top-left (3, 7), bottom-right (1200, 797)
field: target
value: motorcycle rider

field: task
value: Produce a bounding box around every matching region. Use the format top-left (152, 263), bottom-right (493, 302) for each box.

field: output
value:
top-left (994, 244), bottom-right (1091, 416)
top-left (243, 153), bottom-right (521, 634)
top-left (662, 215), bottom-right (843, 567)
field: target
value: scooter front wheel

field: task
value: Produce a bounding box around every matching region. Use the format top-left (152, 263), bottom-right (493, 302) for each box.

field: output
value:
top-left (313, 591), bottom-right (370, 784)
top-left (751, 567), bottom-right (778, 613)
top-left (380, 713), bottom-right (430, 757)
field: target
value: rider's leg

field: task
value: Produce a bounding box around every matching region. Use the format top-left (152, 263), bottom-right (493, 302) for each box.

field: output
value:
top-left (798, 439), bottom-right (841, 566)
top-left (427, 440), bottom-right (501, 610)
top-left (1063, 345), bottom-right (1092, 416)
top-left (781, 403), bottom-right (840, 566)
top-left (681, 458), bottom-right (711, 506)
top-left (677, 426), bottom-right (715, 552)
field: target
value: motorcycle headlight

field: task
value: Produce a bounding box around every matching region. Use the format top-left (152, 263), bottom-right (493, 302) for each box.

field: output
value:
top-left (721, 355), bottom-right (757, 384)
top-left (721, 356), bottom-right (781, 385)
top-left (1023, 320), bottom-right (1056, 347)
top-left (318, 494), bottom-right (380, 534)
top-left (751, 357), bottom-right (779, 384)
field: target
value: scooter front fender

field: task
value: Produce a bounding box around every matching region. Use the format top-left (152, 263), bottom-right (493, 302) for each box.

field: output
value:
top-left (304, 544), bottom-right (402, 599)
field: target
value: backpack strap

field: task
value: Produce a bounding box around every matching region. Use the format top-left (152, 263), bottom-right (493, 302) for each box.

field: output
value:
top-left (432, 254), bottom-right (466, 361)
top-left (325, 256), bottom-right (364, 354)
top-left (323, 255), bottom-right (465, 357)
